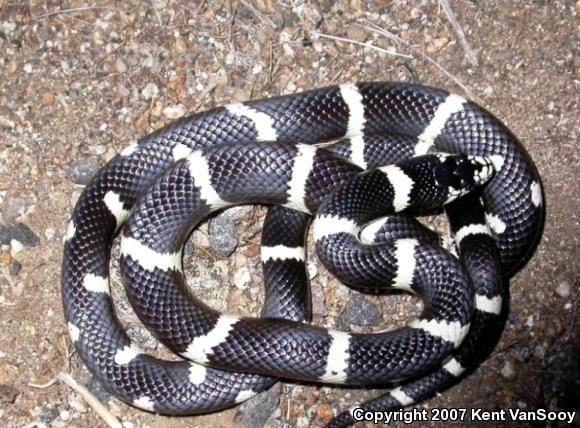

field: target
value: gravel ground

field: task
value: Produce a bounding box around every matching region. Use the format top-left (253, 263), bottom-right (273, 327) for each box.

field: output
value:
top-left (0, 1), bottom-right (578, 427)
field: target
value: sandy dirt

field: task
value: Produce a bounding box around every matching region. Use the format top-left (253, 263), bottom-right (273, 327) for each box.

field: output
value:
top-left (0, 1), bottom-right (578, 427)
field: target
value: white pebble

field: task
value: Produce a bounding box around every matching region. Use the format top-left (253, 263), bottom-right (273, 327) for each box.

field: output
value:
top-left (68, 395), bottom-right (87, 413)
top-left (296, 416), bottom-right (310, 428)
top-left (307, 261), bottom-right (318, 280)
top-left (25, 422), bottom-right (47, 428)
top-left (91, 145), bottom-right (107, 155)
top-left (0, 21), bottom-right (16, 33)
top-left (44, 228), bottom-right (56, 241)
top-left (526, 315), bottom-right (534, 328)
top-left (500, 361), bottom-right (514, 378)
top-left (115, 57), bottom-right (128, 73)
top-left (555, 280), bottom-right (571, 298)
top-left (142, 83), bottom-right (159, 100)
top-left (233, 267), bottom-right (250, 290)
top-left (60, 410), bottom-right (71, 421)
top-left (163, 104), bottom-right (187, 119)
top-left (10, 239), bottom-right (23, 254)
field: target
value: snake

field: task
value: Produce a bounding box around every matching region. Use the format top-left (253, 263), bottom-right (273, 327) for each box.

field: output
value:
top-left (62, 82), bottom-right (544, 427)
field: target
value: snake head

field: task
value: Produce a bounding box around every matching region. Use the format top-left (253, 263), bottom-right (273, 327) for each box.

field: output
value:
top-left (434, 154), bottom-right (495, 203)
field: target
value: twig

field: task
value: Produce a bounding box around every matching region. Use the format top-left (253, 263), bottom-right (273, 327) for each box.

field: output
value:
top-left (192, 74), bottom-right (223, 111)
top-left (439, 0), bottom-right (478, 67)
top-left (493, 336), bottom-right (525, 356)
top-left (237, 0), bottom-right (279, 30)
top-left (311, 31), bottom-right (413, 59)
top-left (359, 20), bottom-right (474, 98)
top-left (91, 40), bottom-right (127, 70)
top-left (149, 0), bottom-right (163, 26)
top-left (35, 6), bottom-right (106, 20)
top-left (29, 372), bottom-right (123, 428)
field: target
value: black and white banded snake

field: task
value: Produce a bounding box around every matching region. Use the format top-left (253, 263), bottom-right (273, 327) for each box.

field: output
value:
top-left (62, 82), bottom-right (544, 427)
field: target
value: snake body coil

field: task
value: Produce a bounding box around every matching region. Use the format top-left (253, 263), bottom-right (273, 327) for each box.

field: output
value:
top-left (62, 82), bottom-right (544, 426)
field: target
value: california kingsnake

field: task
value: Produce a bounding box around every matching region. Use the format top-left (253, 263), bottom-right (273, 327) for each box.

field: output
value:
top-left (62, 82), bottom-right (544, 427)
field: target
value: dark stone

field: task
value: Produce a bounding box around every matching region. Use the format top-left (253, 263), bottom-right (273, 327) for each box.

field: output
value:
top-left (39, 406), bottom-right (59, 423)
top-left (209, 212), bottom-right (238, 257)
top-left (0, 384), bottom-right (19, 403)
top-left (235, 384), bottom-right (281, 428)
top-left (548, 345), bottom-right (580, 409)
top-left (9, 259), bottom-right (22, 275)
top-left (336, 294), bottom-right (382, 329)
top-left (69, 157), bottom-right (101, 185)
top-left (0, 223), bottom-right (40, 246)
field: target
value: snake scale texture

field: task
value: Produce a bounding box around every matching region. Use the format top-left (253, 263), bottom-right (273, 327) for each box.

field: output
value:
top-left (62, 82), bottom-right (544, 427)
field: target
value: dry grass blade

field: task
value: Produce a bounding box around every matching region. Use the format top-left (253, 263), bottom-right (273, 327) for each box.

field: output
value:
top-left (28, 372), bottom-right (123, 428)
top-left (34, 6), bottom-right (107, 20)
top-left (311, 31), bottom-right (413, 59)
top-left (359, 20), bottom-right (474, 99)
top-left (439, 0), bottom-right (478, 67)
top-left (237, 0), bottom-right (279, 30)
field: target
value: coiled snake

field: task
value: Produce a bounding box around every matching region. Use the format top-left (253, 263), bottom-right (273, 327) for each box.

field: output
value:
top-left (62, 82), bottom-right (544, 427)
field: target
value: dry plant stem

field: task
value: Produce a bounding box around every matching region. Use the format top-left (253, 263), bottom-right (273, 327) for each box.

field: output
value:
top-left (311, 31), bottom-right (413, 59)
top-left (439, 0), bottom-right (478, 67)
top-left (28, 372), bottom-right (123, 428)
top-left (359, 20), bottom-right (475, 99)
top-left (237, 0), bottom-right (279, 30)
top-left (35, 6), bottom-right (107, 20)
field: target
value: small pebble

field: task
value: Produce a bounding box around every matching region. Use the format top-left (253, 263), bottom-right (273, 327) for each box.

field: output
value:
top-left (142, 83), bottom-right (159, 100)
top-left (9, 259), bottom-right (22, 276)
top-left (534, 345), bottom-right (546, 359)
top-left (10, 239), bottom-right (24, 254)
top-left (296, 416), bottom-right (310, 428)
top-left (233, 267), bottom-right (251, 290)
top-left (174, 36), bottom-right (187, 53)
top-left (69, 157), bottom-right (101, 185)
top-left (44, 228), bottom-right (56, 241)
top-left (68, 395), bottom-right (87, 413)
top-left (25, 422), bottom-right (47, 428)
top-left (1, 196), bottom-right (26, 222)
top-left (1, 252), bottom-right (11, 266)
top-left (0, 383), bottom-right (19, 403)
top-left (41, 91), bottom-right (56, 106)
top-left (39, 406), bottom-right (59, 423)
top-left (209, 212), bottom-right (238, 257)
top-left (235, 384), bottom-right (281, 427)
top-left (91, 145), bottom-right (107, 156)
top-left (511, 344), bottom-right (533, 363)
top-left (115, 57), bottom-right (128, 73)
top-left (316, 404), bottom-right (334, 423)
top-left (307, 261), bottom-right (318, 280)
top-left (336, 294), bottom-right (382, 328)
top-left (555, 280), bottom-right (571, 298)
top-left (526, 315), bottom-right (534, 328)
top-left (500, 360), bottom-right (515, 378)
top-left (163, 104), bottom-right (187, 119)
top-left (126, 325), bottom-right (158, 350)
top-left (311, 280), bottom-right (327, 317)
